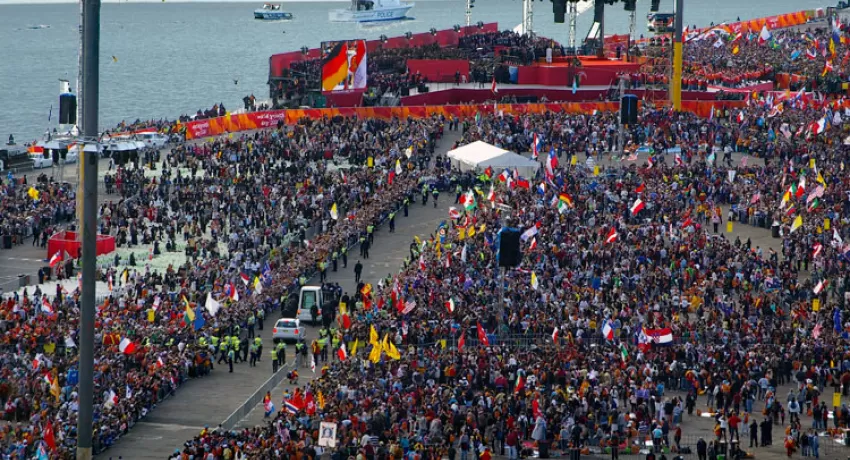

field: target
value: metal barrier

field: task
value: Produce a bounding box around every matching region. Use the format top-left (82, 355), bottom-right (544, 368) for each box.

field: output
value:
top-left (221, 364), bottom-right (290, 430)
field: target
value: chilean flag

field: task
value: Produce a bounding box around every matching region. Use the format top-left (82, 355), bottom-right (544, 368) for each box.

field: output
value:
top-left (48, 251), bottom-right (63, 268)
top-left (41, 296), bottom-right (54, 315)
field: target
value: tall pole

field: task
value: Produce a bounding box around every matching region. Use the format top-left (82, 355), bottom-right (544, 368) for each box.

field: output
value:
top-left (465, 0), bottom-right (471, 27)
top-left (596, 0), bottom-right (605, 58)
top-left (568, 2), bottom-right (577, 52)
top-left (77, 0), bottom-right (100, 458)
top-left (522, 0), bottom-right (533, 37)
top-left (617, 78), bottom-right (625, 156)
top-left (671, 0), bottom-right (683, 111)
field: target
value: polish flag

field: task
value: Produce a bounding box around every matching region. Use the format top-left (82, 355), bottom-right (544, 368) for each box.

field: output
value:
top-left (458, 333), bottom-right (465, 351)
top-left (674, 153), bottom-right (684, 166)
top-left (813, 243), bottom-right (823, 258)
top-left (813, 279), bottom-right (828, 295)
top-left (605, 227), bottom-right (618, 244)
top-left (491, 76), bottom-right (498, 94)
top-left (630, 198), bottom-right (645, 215)
top-left (551, 327), bottom-right (559, 343)
top-left (337, 344), bottom-right (348, 361)
top-left (445, 297), bottom-right (455, 313)
top-left (156, 356), bottom-right (165, 368)
top-left (529, 237), bottom-right (537, 250)
top-left (48, 252), bottom-right (63, 268)
top-left (118, 338), bottom-right (137, 355)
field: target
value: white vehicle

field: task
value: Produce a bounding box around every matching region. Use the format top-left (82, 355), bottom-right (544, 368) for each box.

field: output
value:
top-left (272, 318), bottom-right (305, 343)
top-left (329, 0), bottom-right (413, 23)
top-left (254, 3), bottom-right (293, 20)
top-left (296, 286), bottom-right (324, 326)
top-left (31, 154), bottom-right (53, 169)
top-left (137, 132), bottom-right (169, 149)
top-left (64, 148), bottom-right (78, 164)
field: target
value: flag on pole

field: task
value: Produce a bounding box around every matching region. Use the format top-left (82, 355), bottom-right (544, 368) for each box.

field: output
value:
top-left (330, 203), bottom-right (339, 220)
top-left (530, 272), bottom-right (539, 290)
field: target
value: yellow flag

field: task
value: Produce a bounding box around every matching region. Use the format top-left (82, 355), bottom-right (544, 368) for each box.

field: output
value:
top-left (458, 227), bottom-right (466, 240)
top-left (382, 334), bottom-right (400, 360)
top-left (813, 298), bottom-right (821, 311)
top-left (369, 342), bottom-right (382, 363)
top-left (467, 225), bottom-right (476, 238)
top-left (570, 154), bottom-right (578, 166)
top-left (440, 339), bottom-right (447, 349)
top-left (367, 156), bottom-right (374, 168)
top-left (817, 172), bottom-right (826, 185)
top-left (51, 375), bottom-right (61, 402)
top-left (726, 221), bottom-right (733, 233)
top-left (593, 165), bottom-right (600, 176)
top-left (369, 325), bottom-right (379, 346)
top-left (350, 339), bottom-right (359, 356)
top-left (810, 158), bottom-right (816, 169)
top-left (184, 301), bottom-right (195, 322)
top-left (27, 187), bottom-right (39, 200)
top-left (317, 391), bottom-right (326, 409)
top-left (791, 215), bottom-right (803, 233)
top-left (531, 272), bottom-right (539, 290)
top-left (330, 203), bottom-right (339, 221)
top-left (413, 235), bottom-right (421, 246)
top-left (479, 224), bottom-right (486, 233)
top-left (825, 218), bottom-right (831, 230)
top-left (148, 309), bottom-right (155, 322)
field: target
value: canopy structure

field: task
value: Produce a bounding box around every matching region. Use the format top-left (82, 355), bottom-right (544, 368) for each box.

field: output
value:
top-left (446, 141), bottom-right (540, 178)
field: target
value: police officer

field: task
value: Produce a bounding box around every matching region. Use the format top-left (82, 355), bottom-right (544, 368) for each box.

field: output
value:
top-left (422, 183), bottom-right (429, 205)
top-left (276, 341), bottom-right (286, 366)
top-left (455, 184), bottom-right (462, 203)
top-left (359, 233), bottom-right (367, 257)
top-left (247, 312), bottom-right (256, 339)
top-left (254, 336), bottom-right (263, 362)
top-left (217, 338), bottom-right (228, 364)
top-left (295, 340), bottom-right (306, 367)
top-left (233, 336), bottom-right (242, 363)
top-left (271, 346), bottom-right (279, 373)
top-left (332, 249), bottom-right (339, 272)
top-left (354, 260), bottom-right (363, 284)
top-left (432, 187), bottom-right (439, 208)
top-left (362, 239), bottom-right (370, 259)
top-left (249, 342), bottom-right (258, 367)
top-left (319, 260), bottom-right (327, 283)
top-left (341, 245), bottom-right (348, 268)
top-left (366, 224), bottom-right (374, 245)
top-left (241, 336), bottom-right (249, 362)
top-left (227, 347), bottom-right (235, 373)
top-left (256, 306), bottom-right (264, 331)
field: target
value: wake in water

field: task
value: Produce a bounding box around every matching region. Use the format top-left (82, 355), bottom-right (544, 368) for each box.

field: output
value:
top-left (356, 17), bottom-right (416, 31)
top-left (22, 24), bottom-right (50, 30)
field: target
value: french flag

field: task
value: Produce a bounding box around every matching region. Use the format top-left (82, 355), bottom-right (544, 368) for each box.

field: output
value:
top-left (602, 321), bottom-right (614, 340)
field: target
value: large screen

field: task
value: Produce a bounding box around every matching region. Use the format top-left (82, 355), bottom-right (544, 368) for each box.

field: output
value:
top-left (321, 39), bottom-right (368, 92)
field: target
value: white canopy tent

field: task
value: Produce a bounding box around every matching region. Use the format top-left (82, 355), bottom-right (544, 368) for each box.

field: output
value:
top-left (446, 141), bottom-right (540, 178)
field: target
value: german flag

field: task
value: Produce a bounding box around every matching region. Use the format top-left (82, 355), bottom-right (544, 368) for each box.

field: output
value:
top-left (321, 42), bottom-right (348, 91)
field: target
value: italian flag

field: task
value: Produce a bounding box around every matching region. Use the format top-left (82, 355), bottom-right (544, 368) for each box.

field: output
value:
top-left (514, 374), bottom-right (525, 394)
top-left (620, 343), bottom-right (629, 362)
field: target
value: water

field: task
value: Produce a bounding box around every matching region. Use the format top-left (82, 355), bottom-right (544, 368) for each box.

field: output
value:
top-left (0, 0), bottom-right (828, 142)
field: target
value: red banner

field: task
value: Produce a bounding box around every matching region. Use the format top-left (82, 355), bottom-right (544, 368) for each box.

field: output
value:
top-left (407, 59), bottom-right (470, 83)
top-left (184, 100), bottom-right (737, 140)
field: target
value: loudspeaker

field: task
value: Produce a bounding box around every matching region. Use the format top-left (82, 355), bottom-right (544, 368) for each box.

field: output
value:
top-left (623, 0), bottom-right (636, 11)
top-left (401, 87), bottom-right (410, 96)
top-left (620, 94), bottom-right (638, 125)
top-left (650, 0), bottom-right (660, 12)
top-left (553, 0), bottom-right (566, 23)
top-left (59, 94), bottom-right (76, 125)
top-left (498, 229), bottom-right (521, 268)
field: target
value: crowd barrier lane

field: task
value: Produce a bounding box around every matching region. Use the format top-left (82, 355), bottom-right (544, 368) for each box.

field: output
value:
top-left (183, 101), bottom-right (747, 140)
top-left (221, 362), bottom-right (290, 430)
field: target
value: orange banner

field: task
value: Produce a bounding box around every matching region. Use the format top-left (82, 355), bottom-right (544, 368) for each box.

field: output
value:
top-left (184, 101), bottom-right (736, 140)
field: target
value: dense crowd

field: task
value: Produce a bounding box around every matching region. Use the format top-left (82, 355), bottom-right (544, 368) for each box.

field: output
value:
top-left (0, 115), bottom-right (446, 458)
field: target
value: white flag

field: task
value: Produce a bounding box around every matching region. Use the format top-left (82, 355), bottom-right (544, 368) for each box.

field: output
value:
top-left (205, 293), bottom-right (221, 317)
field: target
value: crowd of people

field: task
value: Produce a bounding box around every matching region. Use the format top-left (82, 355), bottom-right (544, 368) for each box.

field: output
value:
top-left (6, 12), bottom-right (850, 460)
top-left (0, 114), bottom-right (446, 458)
top-left (169, 21), bottom-right (850, 457)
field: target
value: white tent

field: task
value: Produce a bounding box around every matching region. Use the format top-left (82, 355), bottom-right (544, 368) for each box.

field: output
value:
top-left (447, 141), bottom-right (540, 178)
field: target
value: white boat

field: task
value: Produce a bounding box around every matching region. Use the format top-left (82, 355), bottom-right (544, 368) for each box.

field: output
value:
top-left (329, 0), bottom-right (413, 23)
top-left (254, 4), bottom-right (293, 20)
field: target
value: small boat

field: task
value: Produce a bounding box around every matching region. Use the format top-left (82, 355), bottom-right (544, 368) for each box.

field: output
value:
top-left (329, 0), bottom-right (413, 23)
top-left (254, 4), bottom-right (293, 20)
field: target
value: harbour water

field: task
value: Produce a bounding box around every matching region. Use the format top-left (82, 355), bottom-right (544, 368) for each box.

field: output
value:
top-left (0, 0), bottom-right (830, 142)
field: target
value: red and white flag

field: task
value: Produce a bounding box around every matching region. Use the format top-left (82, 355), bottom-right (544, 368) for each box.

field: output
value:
top-left (445, 297), bottom-right (455, 313)
top-left (477, 322), bottom-right (490, 347)
top-left (635, 183), bottom-right (645, 194)
top-left (605, 227), bottom-right (618, 244)
top-left (529, 237), bottom-right (537, 251)
top-left (458, 333), bottom-right (465, 351)
top-left (337, 344), bottom-right (348, 361)
top-left (551, 327), bottom-right (559, 343)
top-left (630, 198), bottom-right (645, 215)
top-left (491, 76), bottom-right (498, 94)
top-left (813, 243), bottom-right (823, 258)
top-left (156, 356), bottom-right (165, 368)
top-left (48, 252), bottom-right (63, 268)
top-left (813, 279), bottom-right (828, 295)
top-left (118, 338), bottom-right (136, 355)
top-left (41, 296), bottom-right (53, 315)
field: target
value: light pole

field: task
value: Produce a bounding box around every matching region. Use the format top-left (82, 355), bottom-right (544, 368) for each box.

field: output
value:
top-left (671, 0), bottom-right (683, 111)
top-left (77, 0), bottom-right (100, 458)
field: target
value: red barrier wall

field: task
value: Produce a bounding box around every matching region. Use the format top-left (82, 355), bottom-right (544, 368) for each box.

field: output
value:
top-left (183, 100), bottom-right (744, 140)
top-left (399, 87), bottom-right (720, 106)
top-left (407, 59), bottom-right (470, 83)
top-left (48, 231), bottom-right (116, 260)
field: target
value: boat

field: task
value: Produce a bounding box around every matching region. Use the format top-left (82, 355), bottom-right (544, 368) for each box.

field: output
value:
top-left (254, 4), bottom-right (293, 20)
top-left (329, 0), bottom-right (413, 23)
